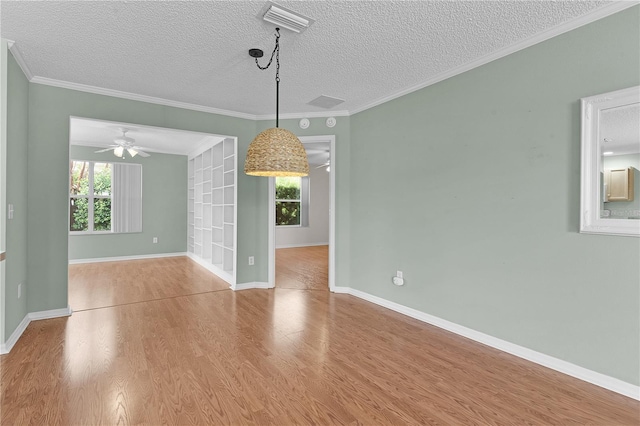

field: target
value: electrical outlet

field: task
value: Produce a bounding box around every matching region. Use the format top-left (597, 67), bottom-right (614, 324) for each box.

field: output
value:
top-left (392, 276), bottom-right (404, 286)
top-left (18, 283), bottom-right (22, 299)
top-left (248, 256), bottom-right (255, 266)
top-left (396, 270), bottom-right (403, 279)
top-left (153, 237), bottom-right (158, 244)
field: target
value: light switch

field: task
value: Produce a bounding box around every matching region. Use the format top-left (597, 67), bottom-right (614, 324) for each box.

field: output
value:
top-left (8, 204), bottom-right (14, 220)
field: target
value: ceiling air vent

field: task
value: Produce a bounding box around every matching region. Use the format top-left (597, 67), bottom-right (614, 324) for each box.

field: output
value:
top-left (260, 2), bottom-right (314, 33)
top-left (308, 95), bottom-right (346, 109)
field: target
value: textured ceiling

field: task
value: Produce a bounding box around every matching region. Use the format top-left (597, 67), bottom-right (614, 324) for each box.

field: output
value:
top-left (600, 104), bottom-right (640, 155)
top-left (0, 1), bottom-right (623, 117)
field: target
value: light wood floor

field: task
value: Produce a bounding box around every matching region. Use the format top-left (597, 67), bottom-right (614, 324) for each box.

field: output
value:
top-left (1, 256), bottom-right (638, 424)
top-left (69, 256), bottom-right (230, 311)
top-left (276, 245), bottom-right (328, 291)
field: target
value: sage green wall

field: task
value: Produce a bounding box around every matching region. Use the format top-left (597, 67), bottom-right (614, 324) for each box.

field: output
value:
top-left (4, 50), bottom-right (29, 337)
top-left (68, 146), bottom-right (187, 260)
top-left (255, 117), bottom-right (351, 287)
top-left (27, 84), bottom-right (264, 314)
top-left (349, 8), bottom-right (640, 385)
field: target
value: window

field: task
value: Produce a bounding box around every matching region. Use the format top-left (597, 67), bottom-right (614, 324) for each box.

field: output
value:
top-left (70, 161), bottom-right (112, 232)
top-left (69, 160), bottom-right (142, 233)
top-left (275, 176), bottom-right (309, 226)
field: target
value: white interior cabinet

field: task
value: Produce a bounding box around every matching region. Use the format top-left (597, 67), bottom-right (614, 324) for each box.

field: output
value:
top-left (604, 168), bottom-right (634, 202)
top-left (188, 138), bottom-right (237, 286)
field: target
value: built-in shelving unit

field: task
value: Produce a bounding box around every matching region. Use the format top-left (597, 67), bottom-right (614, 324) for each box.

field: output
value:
top-left (188, 137), bottom-right (237, 286)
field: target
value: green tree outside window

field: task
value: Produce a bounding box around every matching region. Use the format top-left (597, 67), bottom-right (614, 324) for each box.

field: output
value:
top-left (276, 177), bottom-right (301, 226)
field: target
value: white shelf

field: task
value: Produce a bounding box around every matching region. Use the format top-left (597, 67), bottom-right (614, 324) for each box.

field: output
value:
top-left (224, 187), bottom-right (234, 204)
top-left (213, 227), bottom-right (222, 242)
top-left (224, 206), bottom-right (233, 223)
top-left (212, 188), bottom-right (223, 205)
top-left (212, 244), bottom-right (223, 264)
top-left (224, 138), bottom-right (234, 157)
top-left (203, 205), bottom-right (211, 228)
top-left (224, 156), bottom-right (234, 171)
top-left (188, 138), bottom-right (237, 286)
top-left (223, 224), bottom-right (234, 249)
top-left (212, 168), bottom-right (223, 187)
top-left (212, 144), bottom-right (223, 167)
top-left (224, 171), bottom-right (234, 186)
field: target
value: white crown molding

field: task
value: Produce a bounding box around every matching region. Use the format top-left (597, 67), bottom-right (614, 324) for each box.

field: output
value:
top-left (30, 76), bottom-right (259, 120)
top-left (350, 1), bottom-right (639, 115)
top-left (5, 39), bottom-right (34, 80)
top-left (0, 306), bottom-right (72, 354)
top-left (31, 75), bottom-right (349, 121)
top-left (346, 288), bottom-right (640, 401)
top-left (69, 252), bottom-right (187, 264)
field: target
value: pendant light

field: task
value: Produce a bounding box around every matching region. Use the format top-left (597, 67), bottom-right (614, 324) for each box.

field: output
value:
top-left (245, 28), bottom-right (309, 177)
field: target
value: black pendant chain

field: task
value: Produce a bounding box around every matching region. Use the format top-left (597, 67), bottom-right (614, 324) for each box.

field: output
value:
top-left (254, 28), bottom-right (281, 127)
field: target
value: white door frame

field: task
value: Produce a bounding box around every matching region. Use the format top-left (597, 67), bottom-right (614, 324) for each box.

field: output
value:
top-left (0, 40), bottom-right (8, 345)
top-left (268, 135), bottom-right (336, 291)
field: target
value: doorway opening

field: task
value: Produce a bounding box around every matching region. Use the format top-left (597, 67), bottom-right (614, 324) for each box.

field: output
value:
top-left (269, 135), bottom-right (336, 291)
top-left (67, 116), bottom-right (236, 311)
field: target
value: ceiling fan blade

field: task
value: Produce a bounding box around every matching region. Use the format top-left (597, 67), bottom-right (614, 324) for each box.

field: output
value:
top-left (94, 147), bottom-right (114, 153)
top-left (135, 150), bottom-right (151, 158)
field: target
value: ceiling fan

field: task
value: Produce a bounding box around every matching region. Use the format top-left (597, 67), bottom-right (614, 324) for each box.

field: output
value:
top-left (306, 146), bottom-right (330, 171)
top-left (95, 130), bottom-right (151, 158)
top-left (315, 160), bottom-right (330, 171)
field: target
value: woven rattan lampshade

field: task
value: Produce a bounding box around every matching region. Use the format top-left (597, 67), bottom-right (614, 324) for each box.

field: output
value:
top-left (245, 127), bottom-right (309, 177)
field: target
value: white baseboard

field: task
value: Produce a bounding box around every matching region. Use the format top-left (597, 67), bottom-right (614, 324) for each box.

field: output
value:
top-left (331, 286), bottom-right (350, 294)
top-left (346, 288), bottom-right (640, 401)
top-left (29, 306), bottom-right (73, 321)
top-left (275, 242), bottom-right (329, 249)
top-left (0, 315), bottom-right (30, 354)
top-left (1, 305), bottom-right (72, 354)
top-left (69, 252), bottom-right (187, 264)
top-left (234, 282), bottom-right (272, 291)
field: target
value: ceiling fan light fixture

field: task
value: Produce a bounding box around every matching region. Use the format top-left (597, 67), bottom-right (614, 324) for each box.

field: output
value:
top-left (114, 135), bottom-right (134, 145)
top-left (114, 146), bottom-right (124, 157)
top-left (127, 148), bottom-right (138, 158)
